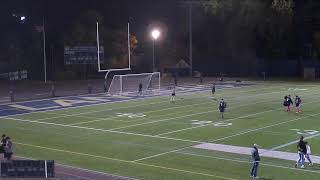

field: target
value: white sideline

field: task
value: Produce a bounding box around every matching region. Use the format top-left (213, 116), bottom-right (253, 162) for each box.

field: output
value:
top-left (193, 143), bottom-right (320, 164)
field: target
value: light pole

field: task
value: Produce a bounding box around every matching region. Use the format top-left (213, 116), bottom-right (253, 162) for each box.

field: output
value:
top-left (13, 14), bottom-right (47, 83)
top-left (151, 29), bottom-right (160, 72)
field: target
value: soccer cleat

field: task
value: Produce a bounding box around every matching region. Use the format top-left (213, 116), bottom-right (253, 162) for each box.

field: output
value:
top-left (301, 165), bottom-right (305, 169)
top-left (294, 163), bottom-right (297, 168)
top-left (309, 163), bottom-right (313, 166)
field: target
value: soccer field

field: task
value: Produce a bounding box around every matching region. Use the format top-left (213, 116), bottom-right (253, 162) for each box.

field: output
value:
top-left (1, 81), bottom-right (320, 180)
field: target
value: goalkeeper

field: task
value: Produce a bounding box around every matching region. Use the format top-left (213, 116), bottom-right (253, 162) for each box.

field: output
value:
top-left (138, 83), bottom-right (142, 96)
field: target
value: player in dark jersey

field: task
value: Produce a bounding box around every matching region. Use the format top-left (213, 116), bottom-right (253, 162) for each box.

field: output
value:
top-left (138, 83), bottom-right (142, 96)
top-left (283, 95), bottom-right (288, 111)
top-left (212, 83), bottom-right (216, 95)
top-left (219, 99), bottom-right (227, 119)
top-left (295, 95), bottom-right (302, 113)
top-left (286, 95), bottom-right (293, 112)
top-left (170, 86), bottom-right (176, 103)
top-left (295, 136), bottom-right (307, 168)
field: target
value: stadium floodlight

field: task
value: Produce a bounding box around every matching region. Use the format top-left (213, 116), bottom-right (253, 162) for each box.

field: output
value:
top-left (151, 29), bottom-right (160, 72)
top-left (151, 29), bottom-right (160, 40)
top-left (20, 16), bottom-right (26, 21)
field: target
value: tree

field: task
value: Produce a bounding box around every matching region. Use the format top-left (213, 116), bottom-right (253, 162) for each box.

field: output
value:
top-left (199, 0), bottom-right (295, 59)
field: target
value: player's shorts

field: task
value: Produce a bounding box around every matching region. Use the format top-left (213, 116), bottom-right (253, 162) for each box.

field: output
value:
top-left (172, 93), bottom-right (175, 96)
top-left (296, 103), bottom-right (301, 108)
top-left (4, 152), bottom-right (12, 159)
top-left (219, 109), bottom-right (225, 113)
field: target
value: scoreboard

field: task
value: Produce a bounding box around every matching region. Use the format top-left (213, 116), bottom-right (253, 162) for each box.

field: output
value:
top-left (64, 46), bottom-right (104, 65)
top-left (0, 160), bottom-right (55, 178)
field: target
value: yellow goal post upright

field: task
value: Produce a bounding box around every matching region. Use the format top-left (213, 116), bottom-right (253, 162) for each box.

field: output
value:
top-left (96, 21), bottom-right (131, 79)
top-left (96, 22), bottom-right (161, 96)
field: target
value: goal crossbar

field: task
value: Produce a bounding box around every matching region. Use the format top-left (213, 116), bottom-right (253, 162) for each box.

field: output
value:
top-left (108, 72), bottom-right (161, 96)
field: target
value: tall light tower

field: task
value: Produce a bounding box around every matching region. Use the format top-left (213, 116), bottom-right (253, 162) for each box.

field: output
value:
top-left (151, 29), bottom-right (160, 72)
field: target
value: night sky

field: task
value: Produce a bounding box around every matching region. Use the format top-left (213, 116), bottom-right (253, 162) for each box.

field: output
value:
top-left (1, 0), bottom-right (319, 78)
top-left (1, 0), bottom-right (183, 39)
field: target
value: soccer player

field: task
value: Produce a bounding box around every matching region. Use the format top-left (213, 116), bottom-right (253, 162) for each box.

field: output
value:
top-left (283, 95), bottom-right (288, 111)
top-left (219, 99), bottom-right (227, 119)
top-left (170, 86), bottom-right (176, 103)
top-left (286, 95), bottom-right (293, 112)
top-left (305, 142), bottom-right (313, 166)
top-left (295, 95), bottom-right (302, 113)
top-left (295, 136), bottom-right (307, 168)
top-left (250, 144), bottom-right (260, 179)
top-left (138, 83), bottom-right (142, 96)
top-left (212, 83), bottom-right (216, 95)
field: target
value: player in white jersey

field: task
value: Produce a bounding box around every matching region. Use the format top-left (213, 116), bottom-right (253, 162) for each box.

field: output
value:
top-left (305, 142), bottom-right (313, 166)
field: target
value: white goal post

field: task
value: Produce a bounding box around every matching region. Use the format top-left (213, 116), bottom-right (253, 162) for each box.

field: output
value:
top-left (108, 72), bottom-right (161, 95)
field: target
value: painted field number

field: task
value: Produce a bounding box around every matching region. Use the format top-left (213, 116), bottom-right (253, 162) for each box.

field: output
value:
top-left (213, 122), bottom-right (233, 127)
top-left (290, 129), bottom-right (319, 135)
top-left (116, 113), bottom-right (146, 118)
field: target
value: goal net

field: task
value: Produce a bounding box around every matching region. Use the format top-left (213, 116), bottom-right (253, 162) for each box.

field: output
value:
top-left (108, 72), bottom-right (161, 95)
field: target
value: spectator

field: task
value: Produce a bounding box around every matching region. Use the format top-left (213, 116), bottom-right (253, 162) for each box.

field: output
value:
top-left (250, 144), bottom-right (260, 178)
top-left (4, 137), bottom-right (13, 161)
top-left (1, 134), bottom-right (6, 156)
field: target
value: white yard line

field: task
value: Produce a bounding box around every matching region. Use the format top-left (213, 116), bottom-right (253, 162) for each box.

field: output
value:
top-left (0, 87), bottom-right (210, 118)
top-left (176, 151), bottom-right (320, 174)
top-left (0, 84), bottom-right (287, 119)
top-left (108, 98), bottom-right (281, 131)
top-left (192, 143), bottom-right (320, 164)
top-left (157, 89), bottom-right (320, 136)
top-left (47, 85), bottom-right (284, 119)
top-left (4, 117), bottom-right (203, 144)
top-left (68, 99), bottom-right (217, 126)
top-left (132, 110), bottom-right (320, 162)
top-left (109, 88), bottom-right (320, 131)
top-left (2, 87), bottom-right (280, 128)
top-left (157, 109), bottom-right (274, 136)
top-left (14, 87), bottom-right (294, 127)
top-left (265, 133), bottom-right (320, 152)
top-left (207, 112), bottom-right (320, 144)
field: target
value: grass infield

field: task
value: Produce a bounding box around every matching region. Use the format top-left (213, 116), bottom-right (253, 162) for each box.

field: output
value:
top-left (1, 81), bottom-right (320, 180)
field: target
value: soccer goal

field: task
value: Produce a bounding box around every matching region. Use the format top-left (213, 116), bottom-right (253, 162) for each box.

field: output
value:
top-left (108, 72), bottom-right (161, 95)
